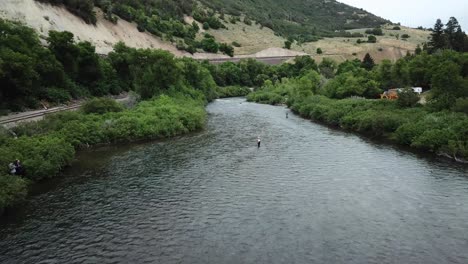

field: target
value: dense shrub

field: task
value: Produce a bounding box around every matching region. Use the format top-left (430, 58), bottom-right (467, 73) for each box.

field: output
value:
top-left (397, 88), bottom-right (420, 107)
top-left (452, 97), bottom-right (468, 114)
top-left (0, 175), bottom-right (29, 210)
top-left (367, 35), bottom-right (377, 43)
top-left (365, 28), bottom-right (383, 36)
top-left (81, 98), bottom-right (124, 114)
top-left (217, 86), bottom-right (251, 98)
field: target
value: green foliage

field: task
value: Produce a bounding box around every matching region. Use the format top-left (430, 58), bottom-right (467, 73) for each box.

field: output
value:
top-left (1, 94), bottom-right (206, 211)
top-left (37, 0), bottom-right (96, 24)
top-left (428, 17), bottom-right (468, 53)
top-left (319, 58), bottom-right (337, 78)
top-left (232, 41), bottom-right (241, 47)
top-left (0, 19), bottom-right (70, 110)
top-left (179, 58), bottom-right (218, 101)
top-left (316, 48), bottom-right (323, 54)
top-left (217, 86), bottom-right (251, 98)
top-left (45, 87), bottom-right (72, 103)
top-left (367, 35), bottom-right (377, 43)
top-left (397, 88), bottom-right (420, 107)
top-left (219, 43), bottom-right (234, 57)
top-left (430, 60), bottom-right (468, 109)
top-left (392, 26), bottom-right (401, 30)
top-left (0, 175), bottom-right (29, 210)
top-left (401, 34), bottom-right (410, 39)
top-left (452, 97), bottom-right (468, 114)
top-left (365, 28), bottom-right (383, 36)
top-left (201, 36), bottom-right (219, 53)
top-left (198, 0), bottom-right (388, 39)
top-left (81, 97), bottom-right (124, 114)
top-left (361, 53), bottom-right (375, 70)
top-left (284, 40), bottom-right (292, 49)
top-left (322, 70), bottom-right (381, 99)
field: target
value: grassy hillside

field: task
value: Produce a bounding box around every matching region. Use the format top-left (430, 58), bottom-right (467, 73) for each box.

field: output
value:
top-left (36, 0), bottom-right (389, 40)
top-left (204, 17), bottom-right (430, 60)
top-left (2, 0), bottom-right (425, 61)
top-left (200, 0), bottom-right (389, 39)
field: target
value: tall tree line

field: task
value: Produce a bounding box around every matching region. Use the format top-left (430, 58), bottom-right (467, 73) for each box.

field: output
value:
top-left (428, 17), bottom-right (468, 53)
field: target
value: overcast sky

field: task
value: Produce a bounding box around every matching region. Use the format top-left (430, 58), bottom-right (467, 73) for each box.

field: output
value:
top-left (338, 0), bottom-right (468, 30)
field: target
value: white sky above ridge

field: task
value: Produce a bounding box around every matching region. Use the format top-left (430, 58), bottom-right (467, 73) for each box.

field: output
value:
top-left (338, 0), bottom-right (468, 31)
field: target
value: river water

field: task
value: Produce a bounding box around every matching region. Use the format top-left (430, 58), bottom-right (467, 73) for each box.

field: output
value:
top-left (1, 98), bottom-right (468, 263)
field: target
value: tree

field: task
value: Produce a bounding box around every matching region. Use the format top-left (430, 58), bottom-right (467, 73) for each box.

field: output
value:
top-left (367, 35), bottom-right (377, 43)
top-left (219, 43), bottom-right (234, 57)
top-left (445, 17), bottom-right (460, 49)
top-left (319, 58), bottom-right (336, 78)
top-left (391, 59), bottom-right (410, 87)
top-left (201, 37), bottom-right (219, 53)
top-left (47, 31), bottom-right (80, 78)
top-left (431, 61), bottom-right (468, 108)
top-left (284, 40), bottom-right (292, 49)
top-left (377, 59), bottom-right (394, 89)
top-left (316, 48), bottom-right (323, 54)
top-left (361, 53), bottom-right (375, 70)
top-left (428, 19), bottom-right (447, 52)
top-left (415, 44), bottom-right (422, 55)
top-left (397, 88), bottom-right (419, 107)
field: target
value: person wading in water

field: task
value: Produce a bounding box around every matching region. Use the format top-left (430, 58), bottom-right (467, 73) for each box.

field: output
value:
top-left (257, 137), bottom-right (261, 148)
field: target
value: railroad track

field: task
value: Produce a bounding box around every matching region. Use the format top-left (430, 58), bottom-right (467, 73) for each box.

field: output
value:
top-left (0, 104), bottom-right (81, 125)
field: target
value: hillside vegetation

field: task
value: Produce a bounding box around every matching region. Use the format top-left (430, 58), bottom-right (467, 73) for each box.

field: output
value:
top-left (35, 0), bottom-right (388, 41)
top-left (200, 0), bottom-right (389, 39)
top-left (1, 0), bottom-right (427, 61)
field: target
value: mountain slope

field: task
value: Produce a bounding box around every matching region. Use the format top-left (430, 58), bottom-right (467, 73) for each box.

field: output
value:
top-left (200, 0), bottom-right (390, 38)
top-left (0, 0), bottom-right (426, 62)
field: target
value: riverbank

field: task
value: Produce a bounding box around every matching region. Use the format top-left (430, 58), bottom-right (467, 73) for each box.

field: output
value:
top-left (0, 94), bottom-right (206, 214)
top-left (248, 93), bottom-right (468, 163)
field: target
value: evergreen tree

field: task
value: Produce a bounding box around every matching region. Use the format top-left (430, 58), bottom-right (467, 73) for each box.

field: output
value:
top-left (361, 53), bottom-right (375, 70)
top-left (445, 17), bottom-right (460, 49)
top-left (453, 27), bottom-right (468, 52)
top-left (415, 44), bottom-right (422, 55)
top-left (428, 19), bottom-right (447, 53)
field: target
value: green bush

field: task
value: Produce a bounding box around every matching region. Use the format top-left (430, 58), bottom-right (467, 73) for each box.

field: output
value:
top-left (452, 97), bottom-right (468, 114)
top-left (367, 35), bottom-right (377, 43)
top-left (0, 175), bottom-right (29, 210)
top-left (397, 88), bottom-right (420, 107)
top-left (217, 86), bottom-right (251, 98)
top-left (365, 28), bottom-right (383, 36)
top-left (45, 87), bottom-right (72, 103)
top-left (81, 98), bottom-right (124, 114)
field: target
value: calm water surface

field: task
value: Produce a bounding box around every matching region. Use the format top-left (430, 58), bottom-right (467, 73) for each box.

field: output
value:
top-left (1, 98), bottom-right (468, 263)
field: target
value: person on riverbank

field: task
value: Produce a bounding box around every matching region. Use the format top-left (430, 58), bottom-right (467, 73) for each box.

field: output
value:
top-left (8, 162), bottom-right (16, 175)
top-left (8, 160), bottom-right (24, 176)
top-left (286, 112), bottom-right (289, 118)
top-left (257, 137), bottom-right (261, 148)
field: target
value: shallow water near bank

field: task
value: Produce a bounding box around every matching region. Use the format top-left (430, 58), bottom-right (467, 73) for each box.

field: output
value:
top-left (1, 98), bottom-right (468, 263)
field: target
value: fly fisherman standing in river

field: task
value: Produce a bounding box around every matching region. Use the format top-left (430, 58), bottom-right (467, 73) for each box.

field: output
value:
top-left (257, 137), bottom-right (261, 148)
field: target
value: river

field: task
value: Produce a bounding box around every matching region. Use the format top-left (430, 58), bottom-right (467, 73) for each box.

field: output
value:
top-left (1, 98), bottom-right (468, 263)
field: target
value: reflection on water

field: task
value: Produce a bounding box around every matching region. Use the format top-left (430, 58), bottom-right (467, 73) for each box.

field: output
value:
top-left (1, 98), bottom-right (468, 264)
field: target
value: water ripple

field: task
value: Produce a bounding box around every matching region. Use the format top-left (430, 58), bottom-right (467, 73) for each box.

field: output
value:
top-left (1, 98), bottom-right (468, 264)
